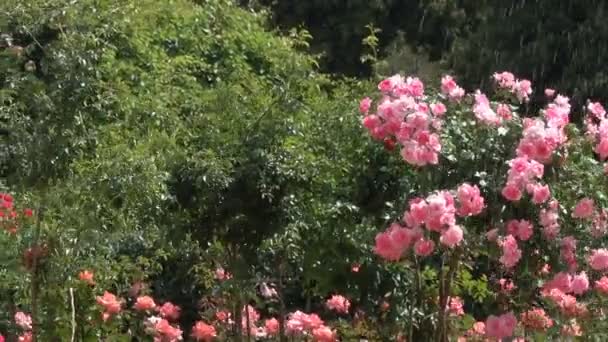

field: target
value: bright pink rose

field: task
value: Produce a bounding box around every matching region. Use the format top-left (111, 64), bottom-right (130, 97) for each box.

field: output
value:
top-left (530, 184), bottom-right (550, 204)
top-left (572, 198), bottom-right (594, 219)
top-left (589, 249), bottom-right (608, 270)
top-left (456, 183), bottom-right (485, 216)
top-left (14, 312), bottom-right (32, 331)
top-left (506, 219), bottom-right (534, 241)
top-left (159, 302), bottom-right (181, 321)
top-left (414, 239), bottom-right (435, 257)
top-left (359, 97), bottom-right (372, 114)
top-left (499, 235), bottom-right (521, 268)
top-left (485, 312), bottom-right (517, 340)
top-left (440, 225), bottom-right (463, 247)
top-left (134, 295), bottom-right (156, 312)
top-left (502, 183), bottom-right (522, 201)
top-left (312, 326), bottom-right (336, 342)
top-left (496, 103), bottom-right (512, 120)
top-left (191, 321), bottom-right (217, 341)
top-left (595, 276), bottom-right (608, 294)
top-left (430, 102), bottom-right (447, 117)
top-left (447, 296), bottom-right (464, 316)
top-left (265, 318), bottom-right (280, 335)
top-left (96, 291), bottom-right (122, 321)
top-left (485, 228), bottom-right (499, 242)
top-left (588, 101), bottom-right (606, 118)
top-left (571, 272), bottom-right (589, 295)
top-left (521, 308), bottom-right (553, 331)
top-left (325, 295), bottom-right (350, 314)
top-left (153, 319), bottom-right (183, 341)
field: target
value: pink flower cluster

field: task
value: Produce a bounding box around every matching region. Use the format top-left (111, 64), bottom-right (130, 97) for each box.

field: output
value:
top-left (541, 272), bottom-right (590, 317)
top-left (520, 308), bottom-right (553, 331)
top-left (191, 321), bottom-right (216, 341)
top-left (485, 312), bottom-right (517, 340)
top-left (473, 90), bottom-right (503, 125)
top-left (286, 311), bottom-right (336, 341)
top-left (441, 75), bottom-right (465, 101)
top-left (375, 183), bottom-right (485, 261)
top-left (14, 312), bottom-right (32, 342)
top-left (502, 157), bottom-right (545, 202)
top-left (362, 75), bottom-right (447, 166)
top-left (539, 200), bottom-right (560, 240)
top-left (505, 219), bottom-right (533, 241)
top-left (516, 96), bottom-right (569, 163)
top-left (325, 295), bottom-right (350, 314)
top-left (585, 101), bottom-right (608, 160)
top-left (446, 296), bottom-right (464, 316)
top-left (493, 71), bottom-right (533, 102)
top-left (498, 235), bottom-right (521, 268)
top-left (96, 291), bottom-right (123, 321)
top-left (589, 248), bottom-right (608, 271)
top-left (560, 236), bottom-right (578, 271)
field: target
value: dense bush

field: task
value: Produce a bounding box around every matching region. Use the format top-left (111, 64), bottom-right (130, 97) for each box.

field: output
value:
top-left (0, 0), bottom-right (411, 340)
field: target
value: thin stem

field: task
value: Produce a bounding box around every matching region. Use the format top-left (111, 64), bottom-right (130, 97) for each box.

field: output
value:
top-left (69, 287), bottom-right (76, 342)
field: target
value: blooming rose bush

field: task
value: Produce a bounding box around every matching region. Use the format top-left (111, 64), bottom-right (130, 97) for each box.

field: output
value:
top-left (361, 71), bottom-right (608, 340)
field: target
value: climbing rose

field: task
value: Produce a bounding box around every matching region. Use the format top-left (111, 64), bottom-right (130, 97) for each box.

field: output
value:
top-left (153, 319), bottom-right (183, 342)
top-left (456, 183), bottom-right (485, 216)
top-left (214, 267), bottom-right (231, 281)
top-left (96, 291), bottom-right (122, 321)
top-left (430, 102), bottom-right (446, 116)
top-left (159, 302), bottom-right (181, 321)
top-left (441, 75), bottom-right (465, 101)
top-left (496, 103), bottom-right (512, 120)
top-left (312, 326), bottom-right (336, 342)
top-left (414, 239), bottom-right (435, 257)
top-left (502, 183), bottom-right (522, 202)
top-left (215, 310), bottom-right (231, 323)
top-left (562, 320), bottom-right (583, 336)
top-left (572, 198), bottom-right (594, 219)
top-left (325, 295), bottom-right (350, 314)
top-left (14, 312), bottom-right (32, 330)
top-left (506, 219), bottom-right (534, 241)
top-left (493, 71), bottom-right (515, 89)
top-left (191, 321), bottom-right (216, 341)
top-left (529, 184), bottom-right (550, 204)
top-left (78, 270), bottom-right (95, 286)
top-left (595, 276), bottom-right (608, 294)
top-left (545, 88), bottom-right (556, 97)
top-left (521, 308), bottom-right (553, 331)
top-left (265, 318), bottom-right (279, 335)
top-left (473, 91), bottom-right (501, 125)
top-left (359, 97), bottom-right (372, 114)
top-left (440, 225), bottom-right (463, 247)
top-left (485, 312), bottom-right (517, 340)
top-left (589, 249), bottom-right (608, 270)
top-left (286, 311), bottom-right (324, 335)
top-left (241, 305), bottom-right (260, 330)
top-left (571, 272), bottom-right (590, 295)
top-left (499, 235), bottom-right (521, 268)
top-left (134, 295), bottom-right (157, 312)
top-left (447, 296), bottom-right (464, 316)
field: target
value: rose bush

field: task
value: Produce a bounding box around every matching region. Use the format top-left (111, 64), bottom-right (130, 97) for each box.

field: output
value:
top-left (361, 71), bottom-right (608, 340)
